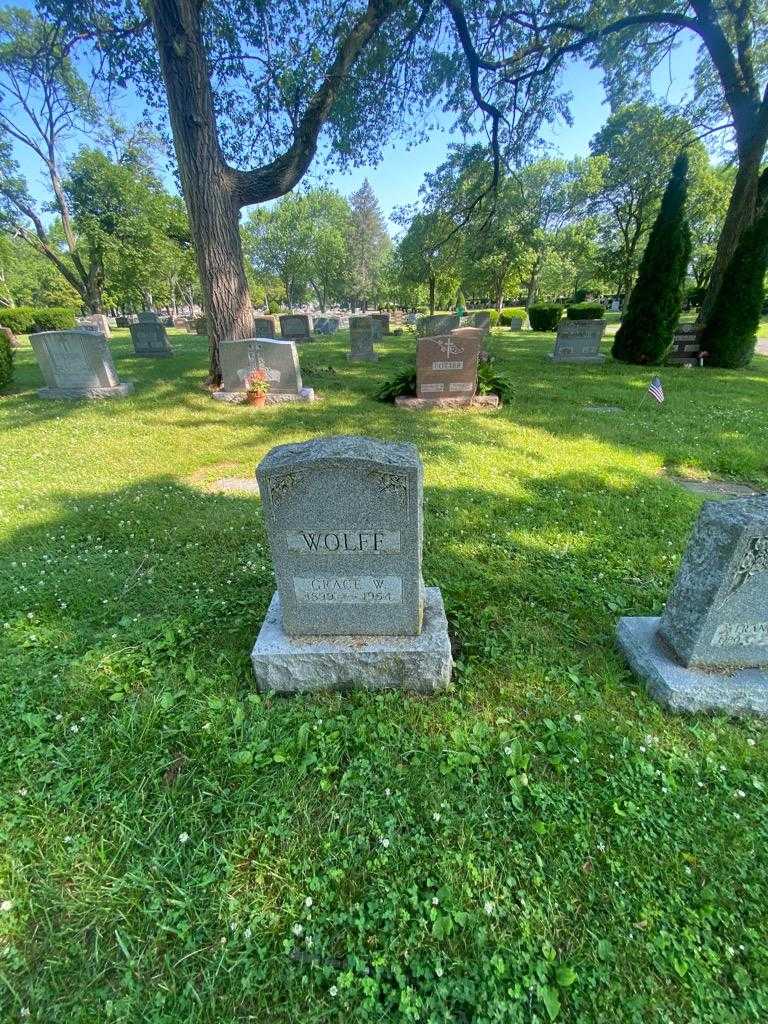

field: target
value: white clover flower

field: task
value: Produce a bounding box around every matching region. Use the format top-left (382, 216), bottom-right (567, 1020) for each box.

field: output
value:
top-left (329, 985), bottom-right (338, 997)
top-left (432, 813), bottom-right (441, 822)
top-left (244, 927), bottom-right (252, 940)
top-left (178, 832), bottom-right (190, 844)
top-left (69, 724), bottom-right (78, 733)
top-left (379, 837), bottom-right (390, 848)
top-left (747, 738), bottom-right (756, 747)
top-left (17, 788), bottom-right (27, 797)
top-left (292, 923), bottom-right (304, 937)
top-left (483, 900), bottom-right (495, 915)
top-left (384, 788), bottom-right (391, 797)
top-left (0, 900), bottom-right (13, 912)
top-left (304, 896), bottom-right (313, 908)
top-left (734, 789), bottom-right (746, 799)
top-left (435, 966), bottom-right (444, 977)
top-left (573, 714), bottom-right (582, 723)
top-left (20, 1010), bottom-right (30, 1019)
top-left (432, 896), bottom-right (439, 905)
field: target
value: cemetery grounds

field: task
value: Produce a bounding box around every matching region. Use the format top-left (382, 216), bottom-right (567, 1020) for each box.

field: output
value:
top-left (1, 322), bottom-right (768, 1023)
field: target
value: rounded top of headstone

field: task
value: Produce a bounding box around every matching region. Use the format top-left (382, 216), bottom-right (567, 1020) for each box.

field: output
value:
top-left (258, 435), bottom-right (421, 472)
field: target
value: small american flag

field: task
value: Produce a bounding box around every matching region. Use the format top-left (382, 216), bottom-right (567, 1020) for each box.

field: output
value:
top-left (648, 376), bottom-right (665, 403)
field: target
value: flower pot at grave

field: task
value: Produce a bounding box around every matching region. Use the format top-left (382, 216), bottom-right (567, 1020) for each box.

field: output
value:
top-left (246, 391), bottom-right (268, 407)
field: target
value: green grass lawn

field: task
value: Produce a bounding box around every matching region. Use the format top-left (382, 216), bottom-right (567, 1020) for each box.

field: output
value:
top-left (1, 327), bottom-right (768, 1023)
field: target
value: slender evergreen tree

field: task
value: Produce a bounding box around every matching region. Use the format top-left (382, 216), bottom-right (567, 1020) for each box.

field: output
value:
top-left (612, 153), bottom-right (692, 364)
top-left (700, 181), bottom-right (768, 367)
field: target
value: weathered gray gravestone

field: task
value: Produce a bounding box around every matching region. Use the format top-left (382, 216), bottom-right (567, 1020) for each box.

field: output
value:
top-left (314, 316), bottom-right (340, 335)
top-left (550, 319), bottom-right (606, 363)
top-left (214, 337), bottom-right (314, 403)
top-left (507, 316), bottom-right (524, 331)
top-left (348, 316), bottom-right (379, 362)
top-left (279, 314), bottom-right (312, 341)
top-left (617, 496), bottom-right (768, 716)
top-left (251, 436), bottom-right (453, 693)
top-left (666, 324), bottom-right (703, 366)
top-left (418, 314), bottom-right (460, 336)
top-left (80, 313), bottom-right (111, 337)
top-left (129, 320), bottom-right (174, 357)
top-left (371, 313), bottom-right (390, 335)
top-left (253, 316), bottom-right (276, 339)
top-left (137, 311), bottom-right (160, 323)
top-left (30, 329), bottom-right (134, 399)
top-left (472, 312), bottom-right (491, 333)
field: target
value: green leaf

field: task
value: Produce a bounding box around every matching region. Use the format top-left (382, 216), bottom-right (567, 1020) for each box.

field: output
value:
top-left (542, 986), bottom-right (561, 1021)
top-left (555, 965), bottom-right (577, 987)
top-left (597, 939), bottom-right (613, 961)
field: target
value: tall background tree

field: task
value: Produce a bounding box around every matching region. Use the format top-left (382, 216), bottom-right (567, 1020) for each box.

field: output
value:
top-left (612, 152), bottom-right (692, 364)
top-left (0, 8), bottom-right (104, 310)
top-left (348, 180), bottom-right (391, 310)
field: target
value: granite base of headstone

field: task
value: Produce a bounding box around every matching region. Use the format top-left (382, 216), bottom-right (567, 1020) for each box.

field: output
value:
top-left (279, 314), bottom-right (313, 342)
top-left (30, 329), bottom-right (134, 399)
top-left (549, 319), bottom-right (606, 363)
top-left (212, 336), bottom-right (316, 404)
top-left (666, 325), bottom-right (703, 366)
top-left (129, 320), bottom-right (174, 357)
top-left (348, 316), bottom-right (379, 362)
top-left (617, 496), bottom-right (768, 717)
top-left (250, 436), bottom-right (453, 693)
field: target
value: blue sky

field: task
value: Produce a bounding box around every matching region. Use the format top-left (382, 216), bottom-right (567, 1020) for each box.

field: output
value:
top-left (8, 9), bottom-right (700, 231)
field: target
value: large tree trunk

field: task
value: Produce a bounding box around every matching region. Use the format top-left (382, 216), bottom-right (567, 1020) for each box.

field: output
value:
top-left (149, 0), bottom-right (252, 384)
top-left (699, 128), bottom-right (768, 324)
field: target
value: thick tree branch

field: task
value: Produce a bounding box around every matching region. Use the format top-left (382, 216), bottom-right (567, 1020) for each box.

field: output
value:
top-left (232, 0), bottom-right (402, 206)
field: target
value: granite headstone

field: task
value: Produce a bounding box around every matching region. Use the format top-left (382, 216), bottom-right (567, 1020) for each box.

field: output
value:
top-left (418, 314), bottom-right (460, 336)
top-left (217, 336), bottom-right (307, 401)
top-left (371, 313), bottom-right (390, 336)
top-left (30, 329), bottom-right (134, 399)
top-left (472, 312), bottom-right (491, 333)
top-left (550, 319), bottom-right (606, 363)
top-left (348, 316), bottom-right (378, 362)
top-left (279, 314), bottom-right (312, 341)
top-left (137, 311), bottom-right (160, 323)
top-left (129, 320), bottom-right (174, 357)
top-left (666, 324), bottom-right (703, 366)
top-left (617, 496), bottom-right (768, 716)
top-left (253, 316), bottom-right (277, 339)
top-left (251, 436), bottom-right (453, 693)
top-left (416, 327), bottom-right (482, 401)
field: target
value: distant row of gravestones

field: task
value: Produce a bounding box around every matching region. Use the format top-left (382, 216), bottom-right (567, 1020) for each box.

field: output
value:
top-left (27, 310), bottom-right (500, 407)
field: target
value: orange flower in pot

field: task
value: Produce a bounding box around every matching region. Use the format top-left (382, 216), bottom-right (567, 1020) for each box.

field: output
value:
top-left (245, 370), bottom-right (270, 407)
